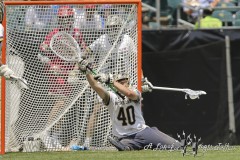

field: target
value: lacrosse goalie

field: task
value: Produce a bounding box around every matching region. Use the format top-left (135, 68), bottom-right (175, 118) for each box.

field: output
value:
top-left (79, 59), bottom-right (181, 151)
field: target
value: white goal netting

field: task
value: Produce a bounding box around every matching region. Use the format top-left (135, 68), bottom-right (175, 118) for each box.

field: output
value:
top-left (3, 2), bottom-right (139, 152)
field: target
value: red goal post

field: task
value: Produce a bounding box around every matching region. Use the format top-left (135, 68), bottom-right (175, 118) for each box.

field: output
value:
top-left (1, 0), bottom-right (142, 154)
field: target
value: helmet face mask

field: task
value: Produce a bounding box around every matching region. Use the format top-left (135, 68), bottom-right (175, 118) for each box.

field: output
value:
top-left (115, 73), bottom-right (130, 86)
top-left (105, 15), bottom-right (122, 40)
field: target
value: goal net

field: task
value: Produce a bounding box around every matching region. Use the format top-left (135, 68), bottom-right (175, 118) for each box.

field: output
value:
top-left (1, 0), bottom-right (141, 153)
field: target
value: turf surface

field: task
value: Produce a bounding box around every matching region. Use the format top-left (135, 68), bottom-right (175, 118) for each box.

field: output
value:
top-left (0, 146), bottom-right (239, 160)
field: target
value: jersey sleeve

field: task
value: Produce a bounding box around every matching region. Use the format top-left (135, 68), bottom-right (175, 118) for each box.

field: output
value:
top-left (106, 91), bottom-right (117, 108)
top-left (133, 88), bottom-right (142, 103)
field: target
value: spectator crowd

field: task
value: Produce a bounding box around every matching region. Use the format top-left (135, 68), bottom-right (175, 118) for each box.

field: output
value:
top-left (142, 0), bottom-right (240, 29)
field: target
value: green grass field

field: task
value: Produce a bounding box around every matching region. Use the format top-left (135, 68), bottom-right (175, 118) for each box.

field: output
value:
top-left (1, 146), bottom-right (240, 160)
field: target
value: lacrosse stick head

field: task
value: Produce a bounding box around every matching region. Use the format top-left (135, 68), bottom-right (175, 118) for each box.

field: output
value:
top-left (184, 89), bottom-right (207, 99)
top-left (50, 31), bottom-right (82, 62)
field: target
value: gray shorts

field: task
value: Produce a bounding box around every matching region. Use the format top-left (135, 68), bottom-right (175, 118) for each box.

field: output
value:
top-left (119, 127), bottom-right (181, 150)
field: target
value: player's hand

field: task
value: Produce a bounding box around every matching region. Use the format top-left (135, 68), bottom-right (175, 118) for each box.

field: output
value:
top-left (141, 77), bottom-right (153, 93)
top-left (94, 73), bottom-right (114, 84)
top-left (0, 65), bottom-right (15, 80)
top-left (141, 84), bottom-right (152, 93)
top-left (78, 59), bottom-right (89, 72)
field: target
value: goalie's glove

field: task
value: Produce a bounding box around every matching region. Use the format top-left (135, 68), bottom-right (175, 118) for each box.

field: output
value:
top-left (141, 77), bottom-right (153, 93)
top-left (78, 59), bottom-right (89, 73)
top-left (142, 84), bottom-right (152, 93)
top-left (0, 65), bottom-right (15, 80)
top-left (94, 73), bottom-right (114, 84)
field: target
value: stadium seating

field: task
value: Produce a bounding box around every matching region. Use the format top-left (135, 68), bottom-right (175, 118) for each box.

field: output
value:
top-left (142, 0), bottom-right (174, 26)
top-left (233, 10), bottom-right (240, 26)
top-left (234, 10), bottom-right (240, 19)
top-left (233, 20), bottom-right (240, 26)
top-left (167, 0), bottom-right (182, 9)
top-left (167, 0), bottom-right (182, 25)
top-left (216, 1), bottom-right (238, 12)
top-left (142, 0), bottom-right (240, 28)
top-left (222, 0), bottom-right (238, 5)
top-left (212, 10), bottom-right (234, 26)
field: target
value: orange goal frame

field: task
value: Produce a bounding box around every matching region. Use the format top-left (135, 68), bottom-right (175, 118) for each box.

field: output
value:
top-left (1, 0), bottom-right (142, 154)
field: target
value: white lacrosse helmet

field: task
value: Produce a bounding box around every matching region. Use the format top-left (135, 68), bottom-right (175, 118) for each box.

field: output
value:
top-left (106, 15), bottom-right (123, 27)
top-left (114, 73), bottom-right (129, 82)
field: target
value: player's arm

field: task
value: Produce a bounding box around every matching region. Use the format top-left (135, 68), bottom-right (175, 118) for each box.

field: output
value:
top-left (86, 73), bottom-right (110, 104)
top-left (38, 30), bottom-right (60, 64)
top-left (113, 81), bottom-right (139, 101)
top-left (93, 72), bottom-right (140, 101)
top-left (74, 28), bottom-right (93, 59)
top-left (79, 59), bottom-right (110, 104)
top-left (40, 29), bottom-right (59, 52)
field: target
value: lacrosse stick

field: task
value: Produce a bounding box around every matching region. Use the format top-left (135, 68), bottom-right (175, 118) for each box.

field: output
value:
top-left (0, 63), bottom-right (29, 90)
top-left (1, 39), bottom-right (30, 90)
top-left (50, 31), bottom-right (124, 98)
top-left (9, 74), bottom-right (29, 90)
top-left (143, 78), bottom-right (206, 99)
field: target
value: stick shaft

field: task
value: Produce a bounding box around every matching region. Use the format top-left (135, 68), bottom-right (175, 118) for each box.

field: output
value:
top-left (10, 75), bottom-right (30, 89)
top-left (151, 86), bottom-right (187, 92)
top-left (86, 66), bottom-right (124, 99)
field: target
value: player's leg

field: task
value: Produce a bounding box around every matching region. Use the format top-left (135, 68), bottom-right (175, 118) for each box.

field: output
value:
top-left (108, 133), bottom-right (145, 151)
top-left (47, 98), bottom-right (65, 125)
top-left (83, 102), bottom-right (101, 147)
top-left (140, 127), bottom-right (181, 149)
top-left (115, 127), bottom-right (181, 150)
top-left (107, 136), bottom-right (132, 151)
top-left (42, 95), bottom-right (67, 148)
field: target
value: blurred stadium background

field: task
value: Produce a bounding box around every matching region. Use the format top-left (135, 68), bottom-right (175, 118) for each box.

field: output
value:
top-left (142, 0), bottom-right (240, 146)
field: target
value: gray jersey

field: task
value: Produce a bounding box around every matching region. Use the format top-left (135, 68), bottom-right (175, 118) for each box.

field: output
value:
top-left (106, 90), bottom-right (147, 138)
